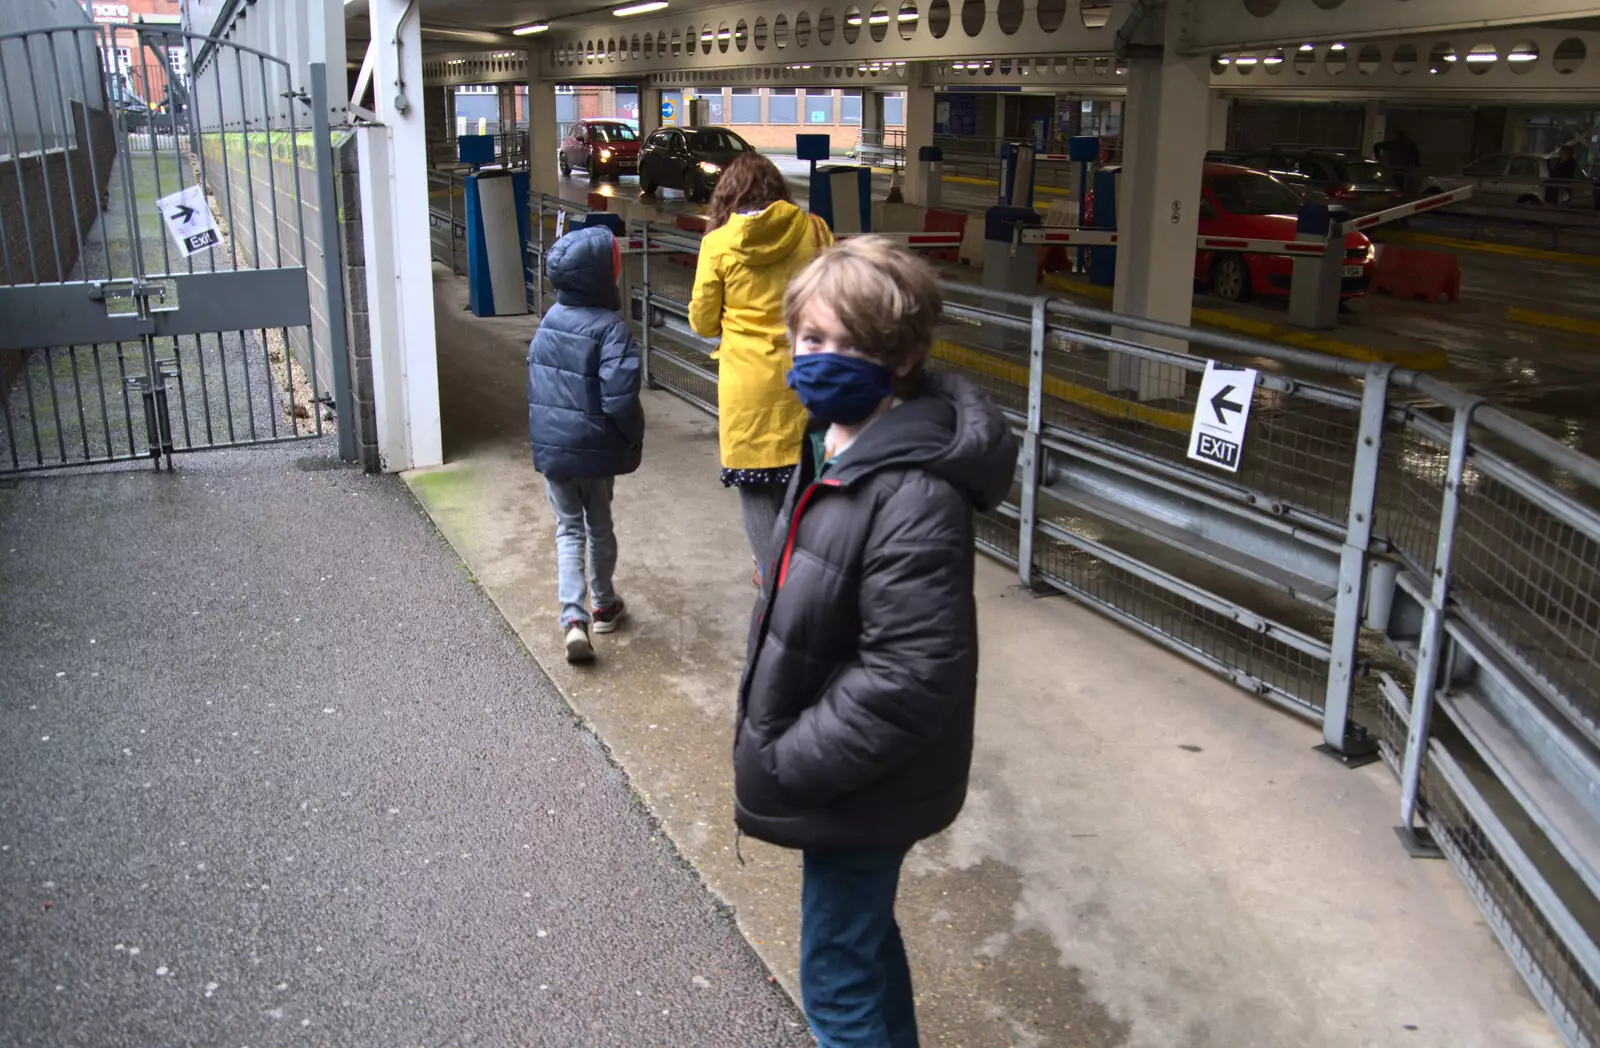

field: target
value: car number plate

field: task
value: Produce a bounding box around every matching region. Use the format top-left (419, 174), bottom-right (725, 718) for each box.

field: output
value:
top-left (1342, 265), bottom-right (1364, 277)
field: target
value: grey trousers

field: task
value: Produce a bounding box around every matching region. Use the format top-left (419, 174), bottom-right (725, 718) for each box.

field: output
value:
top-left (739, 483), bottom-right (788, 580)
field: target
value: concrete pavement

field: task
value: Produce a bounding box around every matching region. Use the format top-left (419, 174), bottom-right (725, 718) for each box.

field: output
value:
top-left (414, 264), bottom-right (1563, 1048)
top-left (0, 441), bottom-right (808, 1047)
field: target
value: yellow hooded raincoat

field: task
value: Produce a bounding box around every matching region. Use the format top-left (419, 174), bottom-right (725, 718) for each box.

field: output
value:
top-left (688, 201), bottom-right (833, 473)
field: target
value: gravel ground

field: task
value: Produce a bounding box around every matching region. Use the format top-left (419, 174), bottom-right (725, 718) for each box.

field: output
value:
top-left (0, 439), bottom-right (810, 1048)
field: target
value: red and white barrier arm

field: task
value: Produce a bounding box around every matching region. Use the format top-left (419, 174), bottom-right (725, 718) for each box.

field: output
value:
top-left (843, 231), bottom-right (966, 248)
top-left (1196, 236), bottom-right (1331, 257)
top-left (1339, 185), bottom-right (1474, 235)
top-left (1018, 226), bottom-right (1121, 246)
top-left (1034, 153), bottom-right (1074, 163)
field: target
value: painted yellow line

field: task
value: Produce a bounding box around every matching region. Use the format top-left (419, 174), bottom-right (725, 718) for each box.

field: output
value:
top-left (1379, 229), bottom-right (1600, 269)
top-left (1505, 306), bottom-right (1600, 338)
top-left (942, 174), bottom-right (1073, 198)
top-left (1043, 274), bottom-right (1449, 372)
top-left (932, 338), bottom-right (1193, 433)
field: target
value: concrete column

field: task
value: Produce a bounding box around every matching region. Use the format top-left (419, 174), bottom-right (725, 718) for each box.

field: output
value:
top-left (1109, 26), bottom-right (1210, 400)
top-left (902, 64), bottom-right (936, 207)
top-left (527, 75), bottom-right (559, 197)
top-left (1209, 94), bottom-right (1231, 153)
top-left (863, 89), bottom-right (884, 135)
top-left (364, 0), bottom-right (442, 470)
top-left (1362, 100), bottom-right (1386, 157)
top-left (638, 85), bottom-right (662, 138)
top-left (995, 94), bottom-right (1009, 141)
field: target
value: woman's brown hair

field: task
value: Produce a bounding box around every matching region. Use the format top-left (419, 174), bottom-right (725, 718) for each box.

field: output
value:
top-left (705, 152), bottom-right (793, 230)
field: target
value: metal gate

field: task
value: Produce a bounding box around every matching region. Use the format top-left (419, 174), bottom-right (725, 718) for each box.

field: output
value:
top-left (0, 23), bottom-right (349, 475)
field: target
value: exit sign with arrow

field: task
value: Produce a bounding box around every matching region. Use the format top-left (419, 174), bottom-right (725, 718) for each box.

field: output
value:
top-left (156, 184), bottom-right (222, 257)
top-left (1186, 360), bottom-right (1258, 473)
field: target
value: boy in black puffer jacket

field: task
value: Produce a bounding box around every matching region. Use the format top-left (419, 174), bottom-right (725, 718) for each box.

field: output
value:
top-left (735, 237), bottom-right (1019, 1047)
top-left (527, 225), bottom-right (645, 663)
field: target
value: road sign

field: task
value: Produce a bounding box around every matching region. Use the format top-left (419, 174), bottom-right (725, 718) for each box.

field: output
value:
top-left (156, 184), bottom-right (221, 257)
top-left (661, 99), bottom-right (675, 122)
top-left (1186, 360), bottom-right (1258, 473)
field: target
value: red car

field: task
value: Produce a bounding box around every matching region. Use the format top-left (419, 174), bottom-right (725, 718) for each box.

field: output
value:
top-left (1196, 162), bottom-right (1375, 302)
top-left (559, 119), bottom-right (640, 182)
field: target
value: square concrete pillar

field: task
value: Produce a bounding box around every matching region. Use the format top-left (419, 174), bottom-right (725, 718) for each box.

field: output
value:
top-left (1109, 31), bottom-right (1210, 401)
top-left (526, 74), bottom-right (559, 198)
top-left (902, 64), bottom-right (936, 208)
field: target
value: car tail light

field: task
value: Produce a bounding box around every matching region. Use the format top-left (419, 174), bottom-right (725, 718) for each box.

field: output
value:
top-left (1328, 186), bottom-right (1357, 200)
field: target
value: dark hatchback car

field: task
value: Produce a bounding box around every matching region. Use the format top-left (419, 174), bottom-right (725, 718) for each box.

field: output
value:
top-left (638, 126), bottom-right (753, 202)
top-left (1229, 148), bottom-right (1402, 214)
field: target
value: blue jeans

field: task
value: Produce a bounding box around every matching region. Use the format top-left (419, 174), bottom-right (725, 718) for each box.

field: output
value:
top-left (800, 846), bottom-right (919, 1048)
top-left (544, 476), bottom-right (618, 629)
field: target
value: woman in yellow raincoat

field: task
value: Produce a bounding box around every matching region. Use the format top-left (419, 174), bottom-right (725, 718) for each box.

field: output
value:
top-left (689, 153), bottom-right (833, 584)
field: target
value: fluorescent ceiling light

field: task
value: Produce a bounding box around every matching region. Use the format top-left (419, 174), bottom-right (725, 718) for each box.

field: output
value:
top-left (613, 0), bottom-right (668, 15)
top-left (512, 22), bottom-right (549, 34)
top-left (1508, 51), bottom-right (1537, 61)
top-left (1465, 52), bottom-right (1498, 62)
top-left (1299, 43), bottom-right (1314, 51)
top-left (1329, 42), bottom-right (1345, 51)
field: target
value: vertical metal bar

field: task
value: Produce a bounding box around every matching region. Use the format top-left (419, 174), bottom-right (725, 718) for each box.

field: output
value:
top-left (449, 170), bottom-right (458, 274)
top-left (1398, 403), bottom-right (1480, 842)
top-left (0, 366), bottom-right (20, 469)
top-left (161, 75), bottom-right (195, 450)
top-left (274, 58), bottom-right (311, 439)
top-left (1015, 297), bottom-right (1047, 588)
top-left (534, 194), bottom-right (545, 316)
top-left (250, 57), bottom-right (282, 440)
top-left (1318, 363), bottom-right (1393, 760)
top-left (639, 218), bottom-right (652, 389)
top-left (209, 49), bottom-right (242, 272)
top-left (71, 27), bottom-right (116, 282)
top-left (90, 346), bottom-right (114, 458)
top-left (180, 32), bottom-right (220, 447)
top-left (21, 36), bottom-right (67, 282)
top-left (213, 330), bottom-right (236, 444)
top-left (310, 64), bottom-right (355, 461)
top-left (232, 47), bottom-right (264, 441)
top-left (1, 36), bottom-right (45, 283)
top-left (135, 34), bottom-right (173, 276)
top-left (45, 32), bottom-right (89, 282)
top-left (40, 347), bottom-right (68, 462)
top-left (66, 346), bottom-right (91, 460)
top-left (20, 351), bottom-right (44, 466)
top-left (114, 343), bottom-right (138, 453)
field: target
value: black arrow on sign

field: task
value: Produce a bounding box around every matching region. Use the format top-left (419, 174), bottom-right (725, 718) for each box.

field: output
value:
top-left (170, 204), bottom-right (196, 224)
top-left (1210, 384), bottom-right (1245, 426)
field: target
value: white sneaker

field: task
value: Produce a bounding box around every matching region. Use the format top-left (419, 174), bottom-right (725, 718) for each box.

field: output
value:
top-left (564, 623), bottom-right (594, 663)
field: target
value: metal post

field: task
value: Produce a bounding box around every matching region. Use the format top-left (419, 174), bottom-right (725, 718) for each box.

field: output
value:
top-left (1315, 362), bottom-right (1393, 766)
top-left (309, 65), bottom-right (357, 462)
top-left (1396, 401), bottom-right (1480, 858)
top-left (640, 220), bottom-right (653, 390)
top-left (1015, 298), bottom-right (1047, 589)
top-left (534, 194), bottom-right (545, 317)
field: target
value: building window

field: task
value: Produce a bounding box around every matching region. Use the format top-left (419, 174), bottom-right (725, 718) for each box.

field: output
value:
top-left (804, 91), bottom-right (834, 126)
top-left (730, 87), bottom-right (760, 124)
top-left (884, 91), bottom-right (905, 125)
top-left (701, 91), bottom-right (725, 123)
top-left (167, 46), bottom-right (186, 80)
top-left (768, 88), bottom-right (798, 124)
top-left (840, 90), bottom-right (862, 125)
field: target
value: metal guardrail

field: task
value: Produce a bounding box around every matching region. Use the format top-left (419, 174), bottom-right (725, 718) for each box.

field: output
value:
top-left (428, 170), bottom-right (466, 273)
top-left (527, 198), bottom-right (1600, 1047)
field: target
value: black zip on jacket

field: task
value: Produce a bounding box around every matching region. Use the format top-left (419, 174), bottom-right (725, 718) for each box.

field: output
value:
top-left (734, 371), bottom-right (1020, 851)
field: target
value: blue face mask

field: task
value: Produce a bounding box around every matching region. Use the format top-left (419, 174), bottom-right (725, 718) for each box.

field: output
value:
top-left (786, 353), bottom-right (894, 426)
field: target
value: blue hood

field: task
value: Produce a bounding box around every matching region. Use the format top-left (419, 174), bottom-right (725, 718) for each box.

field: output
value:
top-left (547, 225), bottom-right (618, 308)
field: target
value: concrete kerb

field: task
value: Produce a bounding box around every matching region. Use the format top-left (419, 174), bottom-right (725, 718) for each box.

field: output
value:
top-left (404, 266), bottom-right (1564, 1048)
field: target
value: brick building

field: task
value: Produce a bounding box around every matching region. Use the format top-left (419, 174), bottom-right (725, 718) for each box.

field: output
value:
top-left (85, 0), bottom-right (188, 109)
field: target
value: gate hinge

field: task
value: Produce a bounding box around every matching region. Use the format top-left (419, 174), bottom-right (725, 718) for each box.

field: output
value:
top-left (285, 89), bottom-right (311, 106)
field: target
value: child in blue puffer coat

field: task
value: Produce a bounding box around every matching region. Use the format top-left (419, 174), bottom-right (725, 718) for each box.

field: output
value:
top-left (526, 224), bottom-right (646, 663)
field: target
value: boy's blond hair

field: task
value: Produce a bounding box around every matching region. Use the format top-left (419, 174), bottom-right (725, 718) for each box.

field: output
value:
top-left (782, 236), bottom-right (944, 381)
